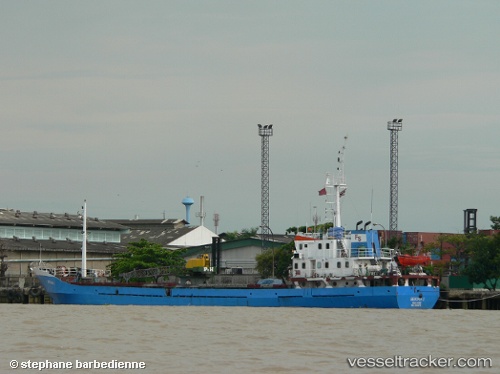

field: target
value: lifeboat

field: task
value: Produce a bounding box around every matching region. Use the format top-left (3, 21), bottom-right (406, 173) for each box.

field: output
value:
top-left (295, 235), bottom-right (314, 241)
top-left (294, 233), bottom-right (321, 241)
top-left (396, 254), bottom-right (431, 267)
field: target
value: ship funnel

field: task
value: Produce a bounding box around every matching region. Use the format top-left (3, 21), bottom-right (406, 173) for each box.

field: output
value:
top-left (364, 221), bottom-right (372, 230)
top-left (356, 220), bottom-right (363, 230)
top-left (182, 196), bottom-right (195, 224)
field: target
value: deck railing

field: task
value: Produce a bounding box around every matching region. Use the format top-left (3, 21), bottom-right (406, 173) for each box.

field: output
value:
top-left (351, 248), bottom-right (393, 259)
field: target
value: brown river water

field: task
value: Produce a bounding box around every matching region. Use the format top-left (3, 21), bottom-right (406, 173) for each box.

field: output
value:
top-left (0, 305), bottom-right (497, 373)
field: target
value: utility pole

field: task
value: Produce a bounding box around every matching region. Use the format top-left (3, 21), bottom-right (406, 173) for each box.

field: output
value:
top-left (195, 196), bottom-right (206, 227)
top-left (387, 119), bottom-right (402, 239)
top-left (213, 213), bottom-right (219, 235)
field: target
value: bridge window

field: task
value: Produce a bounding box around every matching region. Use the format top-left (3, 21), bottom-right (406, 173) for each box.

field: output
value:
top-left (294, 263), bottom-right (298, 269)
top-left (345, 261), bottom-right (349, 268)
top-left (301, 263), bottom-right (306, 269)
top-left (337, 261), bottom-right (341, 268)
top-left (326, 243), bottom-right (330, 249)
top-left (325, 262), bottom-right (329, 269)
top-left (318, 243), bottom-right (322, 249)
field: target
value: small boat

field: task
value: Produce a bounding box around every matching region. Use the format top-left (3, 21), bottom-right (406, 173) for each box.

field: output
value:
top-left (32, 137), bottom-right (440, 308)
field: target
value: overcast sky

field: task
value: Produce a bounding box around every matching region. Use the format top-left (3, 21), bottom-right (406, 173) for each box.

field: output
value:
top-left (1, 1), bottom-right (499, 235)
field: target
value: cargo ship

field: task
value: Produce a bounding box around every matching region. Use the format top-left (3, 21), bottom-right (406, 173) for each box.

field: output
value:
top-left (32, 138), bottom-right (440, 308)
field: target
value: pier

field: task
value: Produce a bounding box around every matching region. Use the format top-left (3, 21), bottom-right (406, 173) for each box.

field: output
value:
top-left (436, 289), bottom-right (500, 310)
top-left (0, 275), bottom-right (50, 304)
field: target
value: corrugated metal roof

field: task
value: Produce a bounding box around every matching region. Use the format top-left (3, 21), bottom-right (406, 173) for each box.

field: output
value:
top-left (111, 218), bottom-right (187, 229)
top-left (121, 226), bottom-right (197, 247)
top-left (109, 219), bottom-right (197, 248)
top-left (0, 209), bottom-right (128, 231)
top-left (0, 212), bottom-right (213, 255)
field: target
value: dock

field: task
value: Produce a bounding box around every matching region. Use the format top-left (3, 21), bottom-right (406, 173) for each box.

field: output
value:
top-left (436, 289), bottom-right (500, 310)
top-left (0, 275), bottom-right (50, 304)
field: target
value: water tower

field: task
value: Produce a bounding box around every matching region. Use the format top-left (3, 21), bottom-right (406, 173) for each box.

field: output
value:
top-left (182, 196), bottom-right (195, 224)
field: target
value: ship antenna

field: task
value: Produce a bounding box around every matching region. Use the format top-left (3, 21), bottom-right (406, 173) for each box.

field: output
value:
top-left (370, 187), bottom-right (374, 229)
top-left (81, 200), bottom-right (87, 278)
top-left (334, 135), bottom-right (348, 227)
top-left (337, 135), bottom-right (348, 186)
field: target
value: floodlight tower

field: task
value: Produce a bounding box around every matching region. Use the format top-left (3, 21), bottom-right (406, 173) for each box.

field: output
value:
top-left (257, 124), bottom-right (273, 243)
top-left (387, 119), bottom-right (403, 238)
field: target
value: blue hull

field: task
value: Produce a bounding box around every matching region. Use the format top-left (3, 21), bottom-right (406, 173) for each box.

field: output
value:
top-left (37, 274), bottom-right (439, 309)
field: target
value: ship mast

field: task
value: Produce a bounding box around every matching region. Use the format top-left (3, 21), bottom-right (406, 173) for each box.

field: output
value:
top-left (321, 136), bottom-right (348, 230)
top-left (323, 173), bottom-right (335, 226)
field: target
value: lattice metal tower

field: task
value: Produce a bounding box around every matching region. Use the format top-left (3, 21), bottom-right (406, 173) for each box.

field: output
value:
top-left (387, 119), bottom-right (403, 237)
top-left (257, 124), bottom-right (273, 242)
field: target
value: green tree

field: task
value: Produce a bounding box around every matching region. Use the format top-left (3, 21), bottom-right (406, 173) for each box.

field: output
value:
top-left (433, 234), bottom-right (469, 274)
top-left (386, 235), bottom-right (412, 254)
top-left (464, 233), bottom-right (500, 290)
top-left (223, 227), bottom-right (259, 241)
top-left (422, 240), bottom-right (446, 276)
top-left (490, 216), bottom-right (500, 230)
top-left (286, 223), bottom-right (333, 235)
top-left (108, 239), bottom-right (186, 279)
top-left (255, 241), bottom-right (294, 279)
